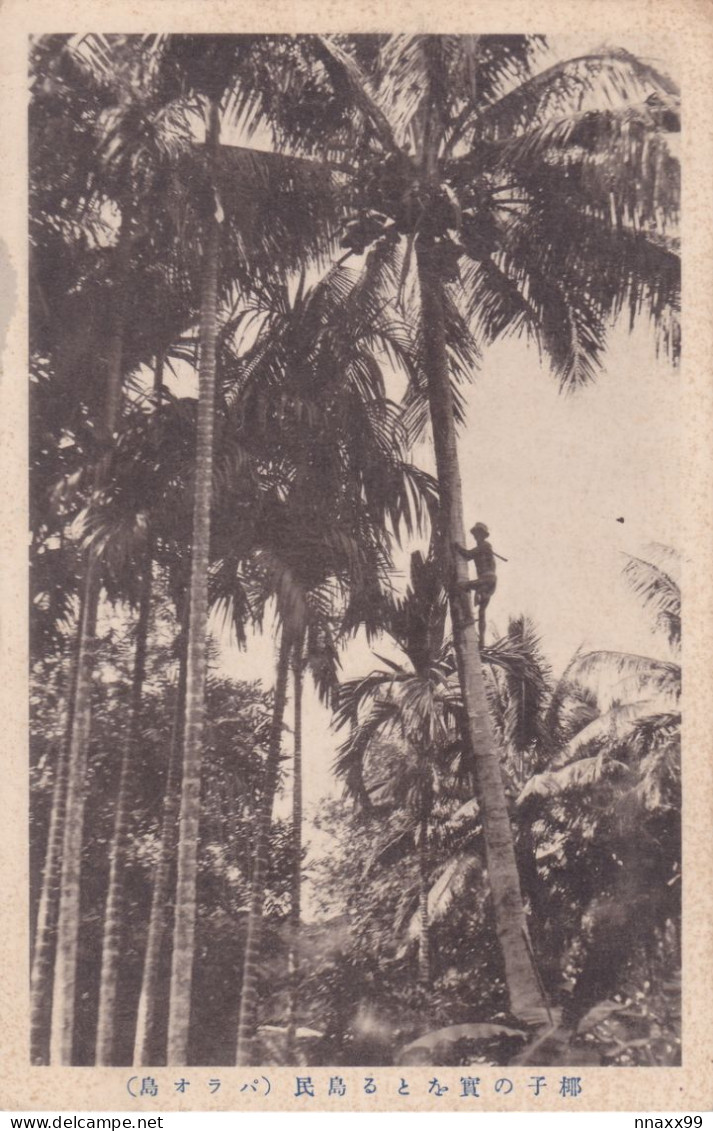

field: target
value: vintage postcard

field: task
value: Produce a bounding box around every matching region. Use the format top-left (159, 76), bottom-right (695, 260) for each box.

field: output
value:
top-left (1, 0), bottom-right (712, 1115)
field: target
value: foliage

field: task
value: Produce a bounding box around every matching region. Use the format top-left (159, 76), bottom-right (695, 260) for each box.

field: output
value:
top-left (30, 590), bottom-right (288, 1065)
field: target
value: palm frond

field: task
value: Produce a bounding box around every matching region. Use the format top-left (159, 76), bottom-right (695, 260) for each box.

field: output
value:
top-left (571, 649), bottom-right (681, 703)
top-left (563, 697), bottom-right (668, 759)
top-left (622, 548), bottom-right (681, 647)
top-left (518, 752), bottom-right (631, 809)
top-left (333, 700), bottom-right (403, 807)
top-left (405, 851), bottom-right (482, 940)
top-left (474, 49), bottom-right (679, 141)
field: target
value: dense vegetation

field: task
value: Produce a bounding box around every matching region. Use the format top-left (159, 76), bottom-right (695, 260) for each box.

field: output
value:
top-left (30, 33), bottom-right (680, 1068)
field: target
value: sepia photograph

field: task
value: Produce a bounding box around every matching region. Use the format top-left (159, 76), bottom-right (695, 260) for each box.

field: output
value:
top-left (3, 4), bottom-right (710, 1111)
top-left (26, 28), bottom-right (684, 1074)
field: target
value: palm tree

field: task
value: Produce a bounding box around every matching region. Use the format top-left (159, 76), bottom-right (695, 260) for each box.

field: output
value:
top-left (201, 253), bottom-right (433, 1052)
top-left (286, 630), bottom-right (305, 1060)
top-left (483, 615), bottom-right (554, 789)
top-left (90, 359), bottom-right (170, 1065)
top-left (141, 35), bottom-right (350, 1065)
top-left (164, 87), bottom-right (223, 1067)
top-left (32, 34), bottom-right (344, 1064)
top-left (560, 546), bottom-right (681, 759)
top-left (29, 619), bottom-right (81, 1065)
top-left (94, 554), bottom-right (153, 1064)
top-left (234, 617), bottom-right (292, 1064)
top-left (335, 547), bottom-right (460, 985)
top-left (286, 620), bottom-right (340, 1061)
top-left (43, 95), bottom-right (148, 1070)
top-left (209, 258), bottom-right (436, 1062)
top-left (53, 350), bottom-right (199, 1065)
top-left (517, 547), bottom-right (681, 1041)
top-left (284, 34), bottom-right (680, 1021)
top-left (30, 34), bottom-right (204, 1062)
top-left (335, 576), bottom-right (560, 992)
top-left (32, 32), bottom-right (682, 1055)
top-left (133, 608), bottom-right (189, 1066)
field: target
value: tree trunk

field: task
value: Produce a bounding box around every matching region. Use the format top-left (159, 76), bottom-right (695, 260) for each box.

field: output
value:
top-left (166, 97), bottom-right (222, 1066)
top-left (30, 741), bottom-right (67, 1065)
top-left (30, 630), bottom-right (81, 1065)
top-left (236, 627), bottom-right (292, 1066)
top-left (49, 202), bottom-right (136, 1064)
top-left (95, 554), bottom-right (153, 1065)
top-left (49, 564), bottom-right (101, 1063)
top-left (285, 635), bottom-right (303, 1063)
top-left (417, 815), bottom-right (430, 986)
top-left (133, 613), bottom-right (188, 1066)
top-left (416, 245), bottom-right (546, 1023)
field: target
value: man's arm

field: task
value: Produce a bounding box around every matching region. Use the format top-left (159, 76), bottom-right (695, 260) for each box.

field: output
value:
top-left (454, 542), bottom-right (477, 560)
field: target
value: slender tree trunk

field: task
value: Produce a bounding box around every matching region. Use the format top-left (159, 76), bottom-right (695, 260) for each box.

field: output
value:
top-left (30, 742), bottom-right (68, 1065)
top-left (96, 346), bottom-right (164, 1066)
top-left (133, 615), bottom-right (188, 1066)
top-left (95, 554), bottom-right (153, 1064)
top-left (286, 636), bottom-right (303, 1063)
top-left (416, 245), bottom-right (546, 1023)
top-left (49, 564), bottom-right (101, 1062)
top-left (166, 98), bottom-right (222, 1066)
top-left (236, 628), bottom-right (292, 1066)
top-left (49, 204), bottom-right (136, 1064)
top-left (417, 815), bottom-right (430, 986)
top-left (30, 631), bottom-right (81, 1065)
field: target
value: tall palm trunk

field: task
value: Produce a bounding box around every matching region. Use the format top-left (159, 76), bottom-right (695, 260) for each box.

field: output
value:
top-left (30, 742), bottom-right (68, 1065)
top-left (49, 202), bottom-right (136, 1064)
top-left (49, 564), bottom-right (101, 1063)
top-left (31, 629), bottom-right (81, 1064)
top-left (286, 635), bottom-right (303, 1062)
top-left (236, 628), bottom-right (292, 1066)
top-left (166, 97), bottom-right (222, 1066)
top-left (96, 347), bottom-right (164, 1066)
top-left (416, 244), bottom-right (545, 1023)
top-left (133, 613), bottom-right (188, 1066)
top-left (417, 814), bottom-right (430, 986)
top-left (95, 554), bottom-right (153, 1064)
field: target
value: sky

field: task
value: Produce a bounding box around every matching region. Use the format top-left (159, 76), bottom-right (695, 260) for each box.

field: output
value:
top-left (217, 315), bottom-right (680, 824)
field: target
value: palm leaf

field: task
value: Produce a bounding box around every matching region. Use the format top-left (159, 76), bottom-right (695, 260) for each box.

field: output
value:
top-left (405, 851), bottom-right (482, 940)
top-left (517, 752), bottom-right (631, 809)
top-left (473, 49), bottom-right (679, 141)
top-left (622, 549), bottom-right (681, 647)
top-left (563, 698), bottom-right (666, 758)
top-left (572, 649), bottom-right (681, 703)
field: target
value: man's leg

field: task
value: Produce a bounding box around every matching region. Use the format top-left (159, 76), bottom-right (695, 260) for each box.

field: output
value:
top-left (478, 598), bottom-right (488, 650)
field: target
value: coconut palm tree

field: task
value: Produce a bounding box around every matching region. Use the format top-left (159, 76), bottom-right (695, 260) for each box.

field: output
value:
top-left (516, 547), bottom-right (681, 1042)
top-left (282, 34), bottom-right (680, 1021)
top-left (560, 546), bottom-right (681, 760)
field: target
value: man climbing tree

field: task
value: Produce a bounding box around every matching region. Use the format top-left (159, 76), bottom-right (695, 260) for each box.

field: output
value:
top-left (455, 523), bottom-right (506, 649)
